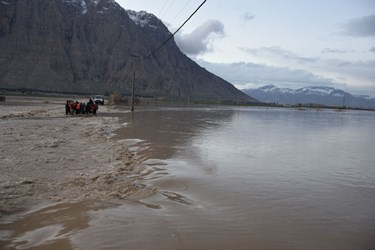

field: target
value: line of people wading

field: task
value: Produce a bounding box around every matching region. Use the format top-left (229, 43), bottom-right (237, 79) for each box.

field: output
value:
top-left (65, 98), bottom-right (98, 115)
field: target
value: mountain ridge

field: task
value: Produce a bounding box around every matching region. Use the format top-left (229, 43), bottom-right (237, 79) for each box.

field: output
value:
top-left (242, 85), bottom-right (375, 109)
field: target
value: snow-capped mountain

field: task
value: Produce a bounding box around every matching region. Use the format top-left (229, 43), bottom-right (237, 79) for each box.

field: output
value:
top-left (0, 0), bottom-right (253, 102)
top-left (62, 0), bottom-right (119, 15)
top-left (242, 85), bottom-right (375, 109)
top-left (127, 10), bottom-right (161, 30)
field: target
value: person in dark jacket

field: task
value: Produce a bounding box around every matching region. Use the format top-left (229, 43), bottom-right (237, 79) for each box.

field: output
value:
top-left (65, 100), bottom-right (70, 115)
top-left (88, 98), bottom-right (94, 105)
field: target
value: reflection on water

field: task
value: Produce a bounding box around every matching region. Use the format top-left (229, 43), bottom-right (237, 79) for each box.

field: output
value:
top-left (110, 107), bottom-right (375, 249)
top-left (0, 201), bottom-right (115, 249)
top-left (3, 107), bottom-right (375, 249)
top-left (114, 107), bottom-right (234, 161)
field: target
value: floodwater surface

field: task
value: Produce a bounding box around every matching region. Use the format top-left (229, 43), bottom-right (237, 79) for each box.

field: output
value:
top-left (2, 106), bottom-right (375, 249)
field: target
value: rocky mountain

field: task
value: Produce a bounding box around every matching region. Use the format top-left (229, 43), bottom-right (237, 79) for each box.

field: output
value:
top-left (242, 85), bottom-right (375, 109)
top-left (0, 0), bottom-right (253, 103)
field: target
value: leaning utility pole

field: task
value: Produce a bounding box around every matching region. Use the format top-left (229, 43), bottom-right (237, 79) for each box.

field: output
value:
top-left (130, 54), bottom-right (139, 112)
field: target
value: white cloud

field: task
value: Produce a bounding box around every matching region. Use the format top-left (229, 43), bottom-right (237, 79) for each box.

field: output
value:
top-left (175, 20), bottom-right (224, 56)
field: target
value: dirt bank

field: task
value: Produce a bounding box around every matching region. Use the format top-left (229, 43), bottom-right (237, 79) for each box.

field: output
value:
top-left (0, 97), bottom-right (153, 216)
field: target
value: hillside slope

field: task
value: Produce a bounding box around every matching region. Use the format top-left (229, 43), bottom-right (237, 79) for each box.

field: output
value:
top-left (0, 0), bottom-right (254, 102)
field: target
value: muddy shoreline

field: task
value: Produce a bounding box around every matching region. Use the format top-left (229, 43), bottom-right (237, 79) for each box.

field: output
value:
top-left (0, 96), bottom-right (152, 217)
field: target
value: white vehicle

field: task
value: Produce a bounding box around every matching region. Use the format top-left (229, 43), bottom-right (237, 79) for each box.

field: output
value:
top-left (94, 95), bottom-right (104, 105)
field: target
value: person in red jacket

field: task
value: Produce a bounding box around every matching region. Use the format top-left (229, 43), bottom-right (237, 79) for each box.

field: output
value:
top-left (69, 101), bottom-right (74, 115)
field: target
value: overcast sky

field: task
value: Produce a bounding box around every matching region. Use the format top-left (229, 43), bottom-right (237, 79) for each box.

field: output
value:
top-left (117, 0), bottom-right (375, 97)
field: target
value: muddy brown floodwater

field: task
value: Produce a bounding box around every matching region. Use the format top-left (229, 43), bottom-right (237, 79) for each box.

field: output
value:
top-left (0, 97), bottom-right (159, 249)
top-left (1, 100), bottom-right (375, 249)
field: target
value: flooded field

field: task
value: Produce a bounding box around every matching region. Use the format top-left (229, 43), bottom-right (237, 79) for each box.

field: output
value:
top-left (1, 104), bottom-right (375, 249)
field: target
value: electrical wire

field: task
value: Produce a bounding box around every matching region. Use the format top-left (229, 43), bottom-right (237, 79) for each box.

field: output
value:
top-left (141, 0), bottom-right (207, 61)
top-left (159, 0), bottom-right (174, 19)
top-left (169, 0), bottom-right (192, 24)
top-left (157, 0), bottom-right (170, 17)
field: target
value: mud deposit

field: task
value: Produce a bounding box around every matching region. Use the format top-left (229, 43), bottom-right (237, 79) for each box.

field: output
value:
top-left (0, 97), bottom-right (163, 249)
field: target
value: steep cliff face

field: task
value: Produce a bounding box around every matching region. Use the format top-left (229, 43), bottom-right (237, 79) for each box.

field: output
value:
top-left (0, 0), bottom-right (253, 102)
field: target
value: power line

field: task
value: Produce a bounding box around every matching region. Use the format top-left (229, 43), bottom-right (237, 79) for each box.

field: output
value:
top-left (157, 0), bottom-right (170, 17)
top-left (141, 0), bottom-right (207, 61)
top-left (169, 0), bottom-right (192, 24)
top-left (159, 0), bottom-right (175, 19)
top-left (127, 0), bottom-right (207, 111)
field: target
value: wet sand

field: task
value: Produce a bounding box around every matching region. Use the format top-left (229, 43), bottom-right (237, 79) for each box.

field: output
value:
top-left (0, 97), bottom-right (190, 249)
top-left (0, 96), bottom-right (153, 221)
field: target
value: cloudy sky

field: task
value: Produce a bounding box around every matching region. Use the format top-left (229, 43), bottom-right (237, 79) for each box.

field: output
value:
top-left (117, 0), bottom-right (375, 97)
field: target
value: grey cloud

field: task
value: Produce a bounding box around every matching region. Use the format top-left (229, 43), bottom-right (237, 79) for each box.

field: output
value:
top-left (175, 20), bottom-right (224, 55)
top-left (197, 59), bottom-right (375, 97)
top-left (370, 47), bottom-right (375, 54)
top-left (342, 13), bottom-right (375, 37)
top-left (330, 59), bottom-right (375, 80)
top-left (239, 46), bottom-right (317, 63)
top-left (321, 48), bottom-right (351, 54)
top-left (197, 60), bottom-right (335, 89)
top-left (243, 12), bottom-right (255, 21)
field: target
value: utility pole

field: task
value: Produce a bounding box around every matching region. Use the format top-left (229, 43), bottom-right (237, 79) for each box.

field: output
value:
top-left (130, 54), bottom-right (139, 112)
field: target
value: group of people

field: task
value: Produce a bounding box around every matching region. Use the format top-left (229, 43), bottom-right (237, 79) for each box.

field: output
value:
top-left (65, 98), bottom-right (98, 115)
